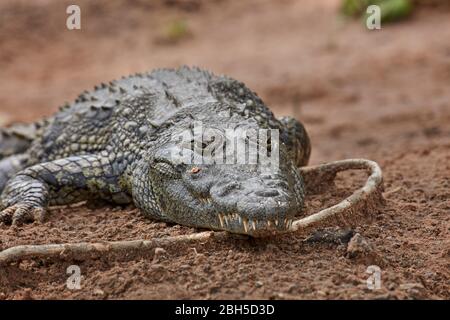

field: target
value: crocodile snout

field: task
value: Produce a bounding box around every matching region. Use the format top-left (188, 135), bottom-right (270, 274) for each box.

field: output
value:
top-left (209, 175), bottom-right (296, 235)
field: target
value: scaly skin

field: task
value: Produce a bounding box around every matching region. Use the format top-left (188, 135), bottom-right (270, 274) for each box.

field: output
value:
top-left (0, 67), bottom-right (311, 236)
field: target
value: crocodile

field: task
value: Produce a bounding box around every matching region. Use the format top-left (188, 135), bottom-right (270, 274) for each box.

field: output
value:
top-left (0, 66), bottom-right (312, 237)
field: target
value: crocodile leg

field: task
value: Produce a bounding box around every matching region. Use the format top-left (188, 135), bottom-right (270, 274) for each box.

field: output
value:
top-left (0, 154), bottom-right (132, 225)
top-left (278, 116), bottom-right (311, 167)
top-left (0, 154), bottom-right (28, 193)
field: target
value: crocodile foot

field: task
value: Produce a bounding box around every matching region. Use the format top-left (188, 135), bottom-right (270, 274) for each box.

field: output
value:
top-left (0, 203), bottom-right (46, 226)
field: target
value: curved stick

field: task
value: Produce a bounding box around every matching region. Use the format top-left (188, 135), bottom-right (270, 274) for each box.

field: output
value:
top-left (0, 231), bottom-right (228, 266)
top-left (292, 159), bottom-right (384, 233)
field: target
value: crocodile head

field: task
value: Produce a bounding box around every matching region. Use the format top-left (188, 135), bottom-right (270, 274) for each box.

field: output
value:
top-left (133, 120), bottom-right (307, 237)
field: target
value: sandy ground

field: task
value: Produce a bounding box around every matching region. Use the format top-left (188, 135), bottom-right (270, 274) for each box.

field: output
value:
top-left (0, 0), bottom-right (449, 299)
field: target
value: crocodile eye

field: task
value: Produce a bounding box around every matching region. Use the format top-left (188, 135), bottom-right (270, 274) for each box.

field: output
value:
top-left (190, 166), bottom-right (201, 174)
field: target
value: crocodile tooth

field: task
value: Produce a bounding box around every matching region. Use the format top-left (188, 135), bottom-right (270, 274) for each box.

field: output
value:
top-left (243, 219), bottom-right (249, 233)
top-left (284, 218), bottom-right (288, 228)
top-left (218, 214), bottom-right (224, 227)
top-left (267, 220), bottom-right (272, 228)
top-left (251, 220), bottom-right (256, 230)
top-left (274, 219), bottom-right (279, 226)
top-left (223, 214), bottom-right (229, 226)
top-left (238, 215), bottom-right (242, 224)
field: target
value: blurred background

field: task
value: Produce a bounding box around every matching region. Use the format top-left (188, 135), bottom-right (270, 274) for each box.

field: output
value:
top-left (0, 0), bottom-right (449, 165)
top-left (0, 0), bottom-right (449, 299)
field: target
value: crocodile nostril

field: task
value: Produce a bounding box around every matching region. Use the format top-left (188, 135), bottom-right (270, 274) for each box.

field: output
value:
top-left (255, 190), bottom-right (280, 197)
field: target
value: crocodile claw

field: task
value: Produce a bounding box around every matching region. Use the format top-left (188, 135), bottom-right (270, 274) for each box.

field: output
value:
top-left (0, 204), bottom-right (47, 226)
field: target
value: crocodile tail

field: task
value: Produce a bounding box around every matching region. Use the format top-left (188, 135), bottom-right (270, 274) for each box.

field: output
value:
top-left (0, 122), bottom-right (41, 160)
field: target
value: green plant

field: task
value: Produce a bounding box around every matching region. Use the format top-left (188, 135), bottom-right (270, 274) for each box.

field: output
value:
top-left (341, 0), bottom-right (413, 23)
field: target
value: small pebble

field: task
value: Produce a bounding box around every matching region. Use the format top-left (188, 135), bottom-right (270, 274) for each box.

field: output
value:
top-left (93, 289), bottom-right (105, 296)
top-left (154, 247), bottom-right (167, 256)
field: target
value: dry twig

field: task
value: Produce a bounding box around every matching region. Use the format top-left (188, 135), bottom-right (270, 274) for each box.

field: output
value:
top-left (292, 158), bottom-right (384, 233)
top-left (0, 231), bottom-right (230, 266)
